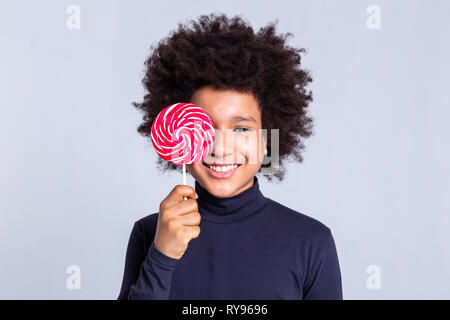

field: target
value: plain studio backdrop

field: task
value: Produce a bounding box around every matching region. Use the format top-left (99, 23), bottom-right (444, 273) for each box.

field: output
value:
top-left (0, 0), bottom-right (449, 299)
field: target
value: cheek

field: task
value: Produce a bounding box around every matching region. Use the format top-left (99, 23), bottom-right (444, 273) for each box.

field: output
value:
top-left (236, 134), bottom-right (264, 165)
top-left (187, 163), bottom-right (202, 175)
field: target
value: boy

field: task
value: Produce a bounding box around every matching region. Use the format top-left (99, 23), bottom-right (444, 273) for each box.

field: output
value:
top-left (118, 13), bottom-right (343, 300)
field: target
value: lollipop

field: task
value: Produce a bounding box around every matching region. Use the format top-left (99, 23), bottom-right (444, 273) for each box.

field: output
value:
top-left (151, 102), bottom-right (215, 199)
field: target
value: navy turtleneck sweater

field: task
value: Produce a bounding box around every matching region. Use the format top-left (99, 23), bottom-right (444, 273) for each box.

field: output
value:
top-left (118, 176), bottom-right (343, 300)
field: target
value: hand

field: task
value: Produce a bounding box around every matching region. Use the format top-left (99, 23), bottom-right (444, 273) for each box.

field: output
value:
top-left (153, 185), bottom-right (201, 259)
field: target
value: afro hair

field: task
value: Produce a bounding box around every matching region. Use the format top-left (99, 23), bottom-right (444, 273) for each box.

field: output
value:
top-left (132, 13), bottom-right (314, 182)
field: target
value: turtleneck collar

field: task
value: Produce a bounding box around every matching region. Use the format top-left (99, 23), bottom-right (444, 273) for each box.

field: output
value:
top-left (194, 176), bottom-right (268, 224)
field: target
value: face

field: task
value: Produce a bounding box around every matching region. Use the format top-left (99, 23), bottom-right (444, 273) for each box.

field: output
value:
top-left (187, 85), bottom-right (267, 198)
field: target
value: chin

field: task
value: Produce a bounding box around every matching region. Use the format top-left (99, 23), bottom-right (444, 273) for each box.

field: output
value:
top-left (202, 181), bottom-right (236, 198)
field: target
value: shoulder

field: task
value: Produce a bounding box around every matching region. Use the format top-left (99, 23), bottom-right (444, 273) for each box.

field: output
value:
top-left (130, 212), bottom-right (159, 245)
top-left (135, 212), bottom-right (159, 228)
top-left (263, 198), bottom-right (339, 281)
top-left (263, 197), bottom-right (333, 246)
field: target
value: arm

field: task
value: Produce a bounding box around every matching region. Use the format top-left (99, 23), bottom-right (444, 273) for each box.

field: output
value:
top-left (302, 229), bottom-right (343, 300)
top-left (117, 221), bottom-right (180, 300)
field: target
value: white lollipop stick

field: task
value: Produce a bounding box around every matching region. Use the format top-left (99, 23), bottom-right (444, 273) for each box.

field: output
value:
top-left (183, 163), bottom-right (187, 201)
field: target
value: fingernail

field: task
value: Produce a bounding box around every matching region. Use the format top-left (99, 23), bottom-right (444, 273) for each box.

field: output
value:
top-left (195, 193), bottom-right (199, 199)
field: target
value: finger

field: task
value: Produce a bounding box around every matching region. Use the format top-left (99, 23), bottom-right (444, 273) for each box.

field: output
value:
top-left (183, 225), bottom-right (201, 241)
top-left (178, 211), bottom-right (201, 226)
top-left (166, 198), bottom-right (198, 217)
top-left (162, 185), bottom-right (198, 209)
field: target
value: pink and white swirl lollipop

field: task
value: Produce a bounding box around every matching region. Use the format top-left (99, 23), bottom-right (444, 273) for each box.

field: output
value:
top-left (151, 102), bottom-right (215, 198)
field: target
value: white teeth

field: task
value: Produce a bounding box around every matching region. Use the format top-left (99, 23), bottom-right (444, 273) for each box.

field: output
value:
top-left (207, 164), bottom-right (238, 172)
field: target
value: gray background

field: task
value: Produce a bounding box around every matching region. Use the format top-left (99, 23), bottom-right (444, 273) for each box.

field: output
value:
top-left (1, 0), bottom-right (449, 299)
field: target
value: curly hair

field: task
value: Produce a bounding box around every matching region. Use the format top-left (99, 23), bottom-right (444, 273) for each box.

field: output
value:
top-left (133, 12), bottom-right (314, 182)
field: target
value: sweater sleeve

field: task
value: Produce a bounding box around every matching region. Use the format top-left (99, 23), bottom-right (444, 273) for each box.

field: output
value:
top-left (302, 229), bottom-right (343, 300)
top-left (117, 221), bottom-right (180, 300)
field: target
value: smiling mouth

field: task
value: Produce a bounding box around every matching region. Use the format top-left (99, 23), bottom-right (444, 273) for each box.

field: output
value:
top-left (202, 163), bottom-right (242, 173)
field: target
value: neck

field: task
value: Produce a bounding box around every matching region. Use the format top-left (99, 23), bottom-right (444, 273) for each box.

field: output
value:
top-left (195, 176), bottom-right (268, 224)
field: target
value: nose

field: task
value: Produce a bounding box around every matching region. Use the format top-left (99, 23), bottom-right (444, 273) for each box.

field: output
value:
top-left (209, 128), bottom-right (235, 159)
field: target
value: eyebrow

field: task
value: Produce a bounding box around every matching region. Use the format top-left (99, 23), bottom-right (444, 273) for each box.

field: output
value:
top-left (231, 115), bottom-right (257, 123)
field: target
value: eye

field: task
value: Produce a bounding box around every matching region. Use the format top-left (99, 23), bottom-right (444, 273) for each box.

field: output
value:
top-left (234, 127), bottom-right (252, 133)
